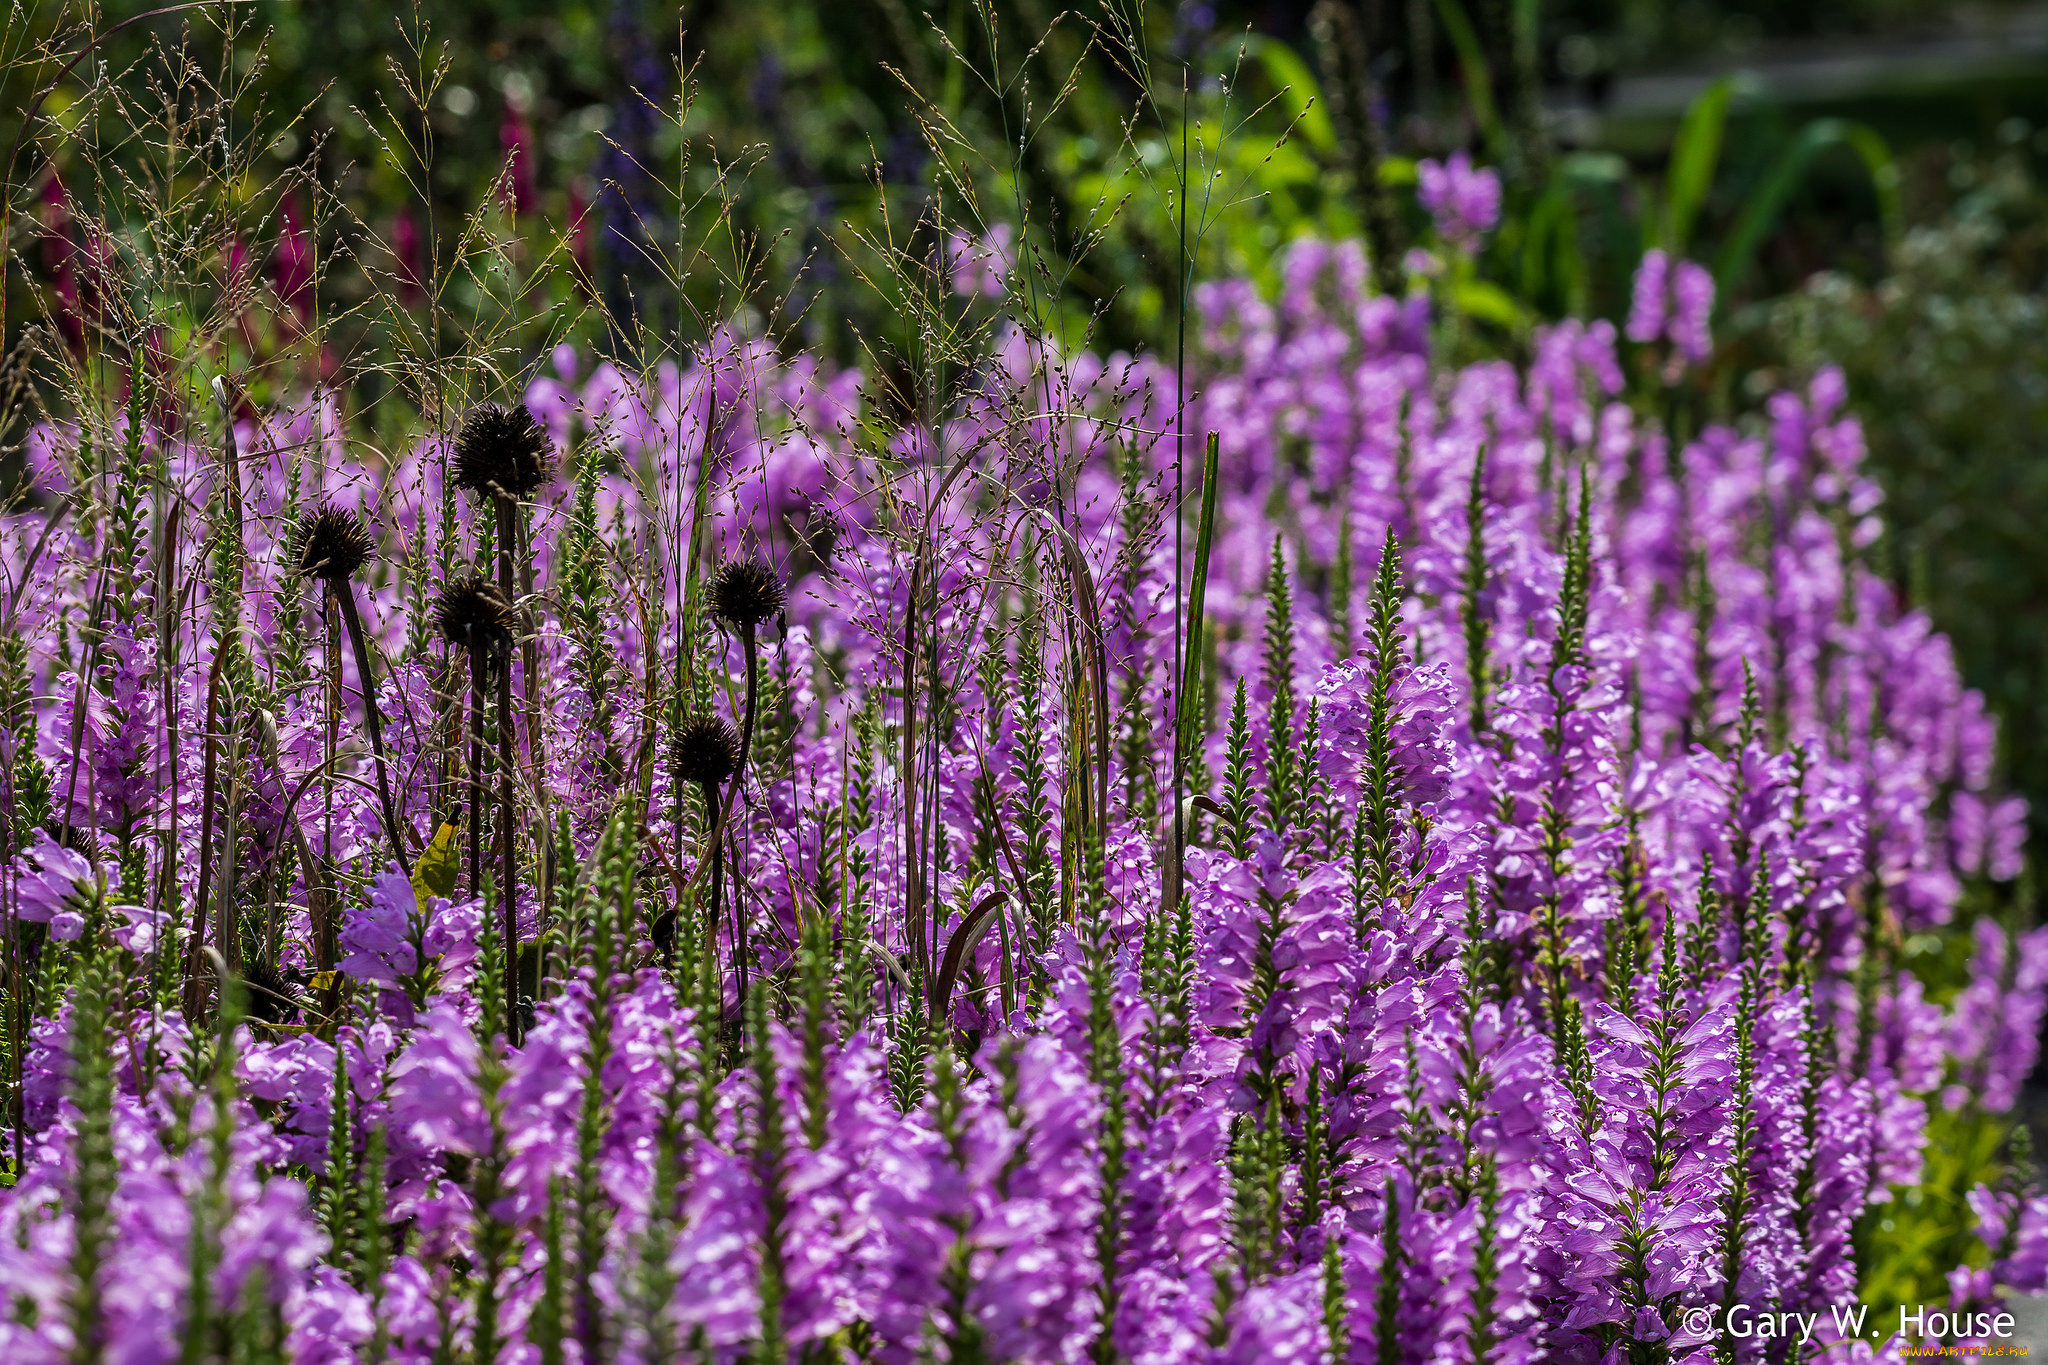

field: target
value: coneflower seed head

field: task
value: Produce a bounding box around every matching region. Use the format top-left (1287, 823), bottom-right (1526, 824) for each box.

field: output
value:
top-left (708, 558), bottom-right (785, 631)
top-left (670, 715), bottom-right (741, 788)
top-left (435, 574), bottom-right (516, 660)
top-left (453, 401), bottom-right (554, 502)
top-left (289, 504), bottom-right (376, 582)
top-left (243, 959), bottom-right (302, 1026)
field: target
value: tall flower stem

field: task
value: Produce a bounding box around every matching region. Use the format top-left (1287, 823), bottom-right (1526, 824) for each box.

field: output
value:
top-left (732, 619), bottom-right (759, 1001)
top-left (331, 582), bottom-right (408, 874)
top-left (706, 559), bottom-right (783, 1019)
top-left (468, 645), bottom-right (486, 903)
top-left (494, 491), bottom-right (522, 1040)
top-left (437, 574), bottom-right (516, 1029)
top-left (290, 504), bottom-right (405, 877)
top-left (497, 618), bottom-right (519, 1042)
top-left (699, 774), bottom-right (726, 984)
top-left (515, 510), bottom-right (554, 924)
top-left (448, 398), bottom-right (551, 1026)
top-left (671, 714), bottom-right (741, 1015)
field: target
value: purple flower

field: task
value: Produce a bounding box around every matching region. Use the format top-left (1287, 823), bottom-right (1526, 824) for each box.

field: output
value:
top-left (1417, 152), bottom-right (1501, 247)
top-left (0, 214), bottom-right (2037, 1365)
top-left (1627, 248), bottom-right (1670, 344)
top-left (386, 1003), bottom-right (488, 1155)
top-left (1628, 249), bottom-right (1716, 364)
top-left (338, 866), bottom-right (481, 1002)
top-left (949, 224), bottom-right (1015, 298)
top-left (13, 828), bottom-right (100, 926)
top-left (1670, 258), bottom-right (1715, 362)
top-left (338, 867), bottom-right (418, 985)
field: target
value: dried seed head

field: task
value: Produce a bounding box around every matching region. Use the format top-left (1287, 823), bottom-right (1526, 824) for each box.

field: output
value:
top-left (452, 402), bottom-right (554, 502)
top-left (42, 822), bottom-right (105, 866)
top-left (435, 574), bottom-right (516, 660)
top-left (708, 558), bottom-right (785, 632)
top-left (243, 959), bottom-right (302, 1026)
top-left (289, 504), bottom-right (376, 581)
top-left (670, 714), bottom-right (741, 789)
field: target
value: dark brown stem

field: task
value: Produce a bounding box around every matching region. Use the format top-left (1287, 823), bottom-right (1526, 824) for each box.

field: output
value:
top-left (700, 776), bottom-right (726, 975)
top-left (494, 493), bottom-right (522, 1041)
top-left (498, 638), bottom-right (518, 1043)
top-left (736, 622), bottom-right (761, 790)
top-left (515, 512), bottom-right (552, 925)
top-left (322, 596), bottom-right (339, 970)
top-left (332, 579), bottom-right (409, 874)
top-left (733, 623), bottom-right (761, 1012)
top-left (468, 646), bottom-right (485, 901)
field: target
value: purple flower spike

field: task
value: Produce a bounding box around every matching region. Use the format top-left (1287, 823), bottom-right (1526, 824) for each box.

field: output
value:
top-left (1418, 152), bottom-right (1502, 248)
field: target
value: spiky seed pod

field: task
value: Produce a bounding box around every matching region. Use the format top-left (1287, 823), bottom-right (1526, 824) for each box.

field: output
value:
top-left (43, 822), bottom-right (106, 864)
top-left (670, 715), bottom-right (741, 789)
top-left (244, 960), bottom-right (303, 1026)
top-left (290, 504), bottom-right (376, 582)
top-left (452, 402), bottom-right (554, 502)
top-left (708, 559), bottom-right (785, 632)
top-left (435, 574), bottom-right (516, 662)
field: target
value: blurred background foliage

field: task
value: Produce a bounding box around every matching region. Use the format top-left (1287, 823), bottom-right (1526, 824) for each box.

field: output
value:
top-left (1, 0), bottom-right (2046, 835)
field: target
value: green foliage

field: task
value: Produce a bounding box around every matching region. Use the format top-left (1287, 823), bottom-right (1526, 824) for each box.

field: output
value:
top-left (1854, 1105), bottom-right (2011, 1331)
top-left (63, 943), bottom-right (118, 1364)
top-left (1219, 677), bottom-right (1256, 860)
top-left (1750, 145), bottom-right (2048, 846)
top-left (1259, 535), bottom-right (1298, 839)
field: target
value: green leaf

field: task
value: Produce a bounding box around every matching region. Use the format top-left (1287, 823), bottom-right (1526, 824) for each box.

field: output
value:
top-left (1713, 118), bottom-right (1901, 301)
top-left (1431, 0), bottom-right (1505, 160)
top-left (1664, 75), bottom-right (1733, 255)
top-left (1520, 182), bottom-right (1586, 316)
top-left (1558, 152), bottom-right (1628, 185)
top-left (1176, 431), bottom-right (1222, 783)
top-left (1450, 278), bottom-right (1528, 328)
top-left (411, 821), bottom-right (461, 906)
top-left (1244, 36), bottom-right (1335, 157)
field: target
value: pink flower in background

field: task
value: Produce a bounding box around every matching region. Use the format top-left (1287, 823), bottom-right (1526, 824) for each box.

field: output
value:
top-left (392, 205), bottom-right (424, 307)
top-left (500, 96), bottom-right (537, 214)
top-left (274, 191), bottom-right (314, 320)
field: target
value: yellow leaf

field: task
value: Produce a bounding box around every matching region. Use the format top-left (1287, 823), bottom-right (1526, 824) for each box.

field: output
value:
top-left (411, 822), bottom-right (460, 907)
top-left (307, 971), bottom-right (341, 993)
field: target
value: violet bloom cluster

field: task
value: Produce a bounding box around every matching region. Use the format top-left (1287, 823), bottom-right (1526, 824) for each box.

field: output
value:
top-left (1626, 248), bottom-right (1717, 366)
top-left (1417, 151), bottom-right (1502, 248)
top-left (0, 235), bottom-right (2040, 1364)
